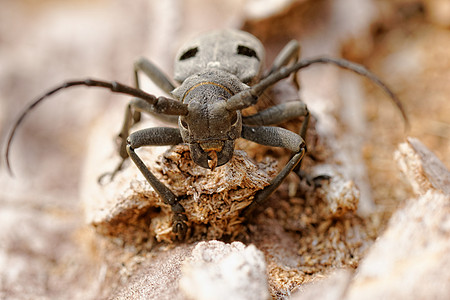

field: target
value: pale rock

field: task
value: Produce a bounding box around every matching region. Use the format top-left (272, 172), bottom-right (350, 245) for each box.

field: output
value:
top-left (179, 240), bottom-right (270, 300)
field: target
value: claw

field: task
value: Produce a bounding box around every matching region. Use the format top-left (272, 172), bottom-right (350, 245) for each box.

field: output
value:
top-left (172, 202), bottom-right (188, 240)
top-left (208, 150), bottom-right (218, 170)
top-left (97, 158), bottom-right (127, 185)
top-left (173, 220), bottom-right (188, 240)
top-left (97, 172), bottom-right (113, 185)
top-left (312, 174), bottom-right (331, 188)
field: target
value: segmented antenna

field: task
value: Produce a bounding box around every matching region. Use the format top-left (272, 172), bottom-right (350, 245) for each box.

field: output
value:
top-left (227, 57), bottom-right (409, 127)
top-left (4, 79), bottom-right (187, 175)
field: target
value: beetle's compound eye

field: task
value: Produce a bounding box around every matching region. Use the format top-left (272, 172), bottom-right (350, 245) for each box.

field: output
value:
top-left (237, 45), bottom-right (259, 61)
top-left (230, 112), bottom-right (238, 126)
top-left (180, 119), bottom-right (189, 129)
top-left (179, 47), bottom-right (198, 60)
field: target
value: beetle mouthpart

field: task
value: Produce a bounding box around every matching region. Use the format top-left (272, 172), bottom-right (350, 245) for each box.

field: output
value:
top-left (200, 140), bottom-right (224, 152)
top-left (207, 150), bottom-right (218, 171)
top-left (190, 141), bottom-right (234, 169)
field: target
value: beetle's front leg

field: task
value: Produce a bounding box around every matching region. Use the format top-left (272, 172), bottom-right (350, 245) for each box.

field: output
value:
top-left (241, 125), bottom-right (307, 216)
top-left (126, 127), bottom-right (188, 239)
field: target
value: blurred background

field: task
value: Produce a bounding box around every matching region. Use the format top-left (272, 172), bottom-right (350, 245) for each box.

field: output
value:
top-left (0, 0), bottom-right (449, 298)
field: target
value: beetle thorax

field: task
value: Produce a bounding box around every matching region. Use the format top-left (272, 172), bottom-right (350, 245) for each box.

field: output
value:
top-left (173, 29), bottom-right (265, 84)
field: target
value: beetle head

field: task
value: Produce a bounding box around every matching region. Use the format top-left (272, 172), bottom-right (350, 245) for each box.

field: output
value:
top-left (177, 82), bottom-right (242, 170)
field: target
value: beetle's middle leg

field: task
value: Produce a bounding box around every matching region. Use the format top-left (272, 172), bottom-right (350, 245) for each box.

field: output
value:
top-left (265, 40), bottom-right (301, 89)
top-left (104, 58), bottom-right (180, 182)
top-left (133, 57), bottom-right (179, 124)
top-left (100, 98), bottom-right (163, 182)
top-left (126, 126), bottom-right (188, 239)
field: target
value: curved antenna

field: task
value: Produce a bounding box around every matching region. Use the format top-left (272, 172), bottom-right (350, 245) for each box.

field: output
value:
top-left (227, 57), bottom-right (409, 127)
top-left (4, 79), bottom-right (188, 175)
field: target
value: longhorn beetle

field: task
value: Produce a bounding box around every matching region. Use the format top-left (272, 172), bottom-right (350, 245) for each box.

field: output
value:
top-left (4, 29), bottom-right (407, 239)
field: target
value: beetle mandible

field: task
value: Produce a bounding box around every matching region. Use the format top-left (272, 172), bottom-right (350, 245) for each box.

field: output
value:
top-left (4, 29), bottom-right (407, 239)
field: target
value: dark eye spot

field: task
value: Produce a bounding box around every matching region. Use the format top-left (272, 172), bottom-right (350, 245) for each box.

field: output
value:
top-left (180, 119), bottom-right (189, 129)
top-left (179, 47), bottom-right (198, 60)
top-left (237, 45), bottom-right (259, 61)
top-left (230, 113), bottom-right (238, 126)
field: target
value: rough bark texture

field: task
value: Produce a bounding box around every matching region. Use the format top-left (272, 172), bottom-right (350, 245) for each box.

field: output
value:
top-left (84, 140), bottom-right (277, 243)
top-left (292, 137), bottom-right (450, 299)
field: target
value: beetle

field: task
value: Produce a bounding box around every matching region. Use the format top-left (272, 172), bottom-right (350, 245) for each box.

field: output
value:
top-left (4, 29), bottom-right (407, 239)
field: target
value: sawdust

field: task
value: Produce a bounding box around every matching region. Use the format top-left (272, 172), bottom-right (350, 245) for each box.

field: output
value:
top-left (89, 144), bottom-right (278, 244)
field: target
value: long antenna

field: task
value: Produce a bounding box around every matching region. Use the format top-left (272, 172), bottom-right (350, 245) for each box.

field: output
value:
top-left (4, 79), bottom-right (187, 175)
top-left (227, 57), bottom-right (409, 127)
